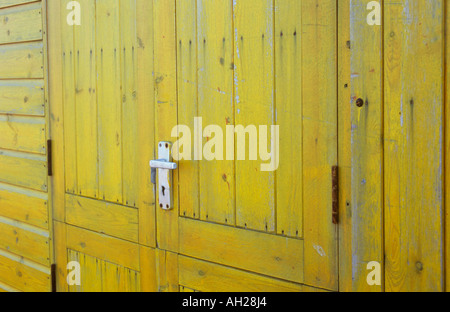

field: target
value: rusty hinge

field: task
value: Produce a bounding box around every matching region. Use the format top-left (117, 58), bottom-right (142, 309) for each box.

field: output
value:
top-left (51, 264), bottom-right (57, 292)
top-left (47, 140), bottom-right (53, 177)
top-left (332, 166), bottom-right (339, 224)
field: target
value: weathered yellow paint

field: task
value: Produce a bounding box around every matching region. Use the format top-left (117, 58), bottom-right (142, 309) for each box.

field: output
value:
top-left (2, 0), bottom-right (449, 293)
top-left (234, 0), bottom-right (275, 232)
top-left (0, 150), bottom-right (47, 192)
top-left (96, 0), bottom-right (122, 204)
top-left (350, 0), bottom-right (384, 292)
top-left (179, 218), bottom-right (303, 283)
top-left (446, 0), bottom-right (450, 293)
top-left (0, 115), bottom-right (46, 154)
top-left (0, 42), bottom-right (43, 78)
top-left (384, 0), bottom-right (444, 292)
top-left (61, 0), bottom-right (77, 195)
top-left (179, 256), bottom-right (304, 292)
top-left (0, 249), bottom-right (50, 292)
top-left (0, 216), bottom-right (49, 266)
top-left (177, 0), bottom-right (200, 220)
top-left (275, 0), bottom-right (303, 238)
top-left (337, 0), bottom-right (353, 292)
top-left (65, 194), bottom-right (139, 243)
top-left (0, 183), bottom-right (48, 229)
top-left (136, 0), bottom-right (156, 247)
top-left (0, 80), bottom-right (45, 116)
top-left (67, 250), bottom-right (140, 292)
top-left (74, 0), bottom-right (98, 199)
top-left (0, 2), bottom-right (42, 44)
top-left (197, 0), bottom-right (234, 224)
top-left (0, 0), bottom-right (35, 9)
top-left (154, 0), bottom-right (179, 253)
top-left (302, 0), bottom-right (338, 291)
top-left (66, 225), bottom-right (140, 271)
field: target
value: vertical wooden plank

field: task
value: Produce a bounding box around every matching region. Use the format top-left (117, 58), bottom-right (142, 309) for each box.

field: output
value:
top-left (177, 0), bottom-right (199, 220)
top-left (384, 0), bottom-right (444, 292)
top-left (233, 0), bottom-right (275, 232)
top-left (155, 249), bottom-right (179, 292)
top-left (96, 0), bottom-right (122, 204)
top-left (136, 0), bottom-right (156, 247)
top-left (140, 246), bottom-right (157, 292)
top-left (48, 0), bottom-right (65, 223)
top-left (53, 221), bottom-right (68, 292)
top-left (197, 0), bottom-right (234, 225)
top-left (121, 0), bottom-right (139, 208)
top-left (302, 0), bottom-right (338, 291)
top-left (154, 0), bottom-right (179, 252)
top-left (350, 0), bottom-right (383, 292)
top-left (79, 253), bottom-right (102, 292)
top-left (338, 0), bottom-right (353, 292)
top-left (61, 0), bottom-right (77, 196)
top-left (274, 0), bottom-right (302, 238)
top-left (446, 0), bottom-right (450, 293)
top-left (75, 0), bottom-right (98, 199)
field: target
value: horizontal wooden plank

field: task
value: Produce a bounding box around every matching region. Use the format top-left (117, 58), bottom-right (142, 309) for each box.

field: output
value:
top-left (179, 218), bottom-right (304, 283)
top-left (0, 41), bottom-right (43, 78)
top-left (0, 80), bottom-right (45, 116)
top-left (0, 249), bottom-right (50, 292)
top-left (0, 280), bottom-right (20, 292)
top-left (179, 256), bottom-right (307, 292)
top-left (66, 194), bottom-right (139, 243)
top-left (66, 225), bottom-right (140, 271)
top-left (0, 2), bottom-right (42, 44)
top-left (0, 182), bottom-right (48, 229)
top-left (0, 216), bottom-right (49, 265)
top-left (0, 115), bottom-right (46, 154)
top-left (0, 0), bottom-right (37, 9)
top-left (0, 149), bottom-right (47, 191)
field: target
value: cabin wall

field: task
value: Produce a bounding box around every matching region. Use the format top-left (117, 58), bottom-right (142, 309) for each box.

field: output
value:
top-left (0, 0), bottom-right (52, 292)
top-left (0, 0), bottom-right (449, 292)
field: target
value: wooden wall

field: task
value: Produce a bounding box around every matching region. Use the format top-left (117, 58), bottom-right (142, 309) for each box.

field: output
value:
top-left (0, 0), bottom-right (52, 292)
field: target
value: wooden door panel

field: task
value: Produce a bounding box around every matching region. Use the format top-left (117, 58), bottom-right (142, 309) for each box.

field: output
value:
top-left (173, 0), bottom-right (339, 291)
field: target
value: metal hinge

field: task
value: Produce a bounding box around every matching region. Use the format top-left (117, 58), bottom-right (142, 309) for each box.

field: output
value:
top-left (332, 166), bottom-right (339, 225)
top-left (51, 264), bottom-right (57, 292)
top-left (47, 140), bottom-right (53, 177)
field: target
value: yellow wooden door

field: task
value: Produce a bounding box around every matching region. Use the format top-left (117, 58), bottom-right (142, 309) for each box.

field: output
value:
top-left (154, 0), bottom-right (339, 292)
top-left (49, 0), bottom-right (157, 292)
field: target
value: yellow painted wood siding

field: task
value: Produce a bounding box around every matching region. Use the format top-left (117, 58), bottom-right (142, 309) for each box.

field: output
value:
top-left (0, 0), bottom-right (51, 292)
top-left (351, 0), bottom-right (448, 292)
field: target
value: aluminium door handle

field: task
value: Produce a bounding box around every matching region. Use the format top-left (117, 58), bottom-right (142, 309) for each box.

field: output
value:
top-left (150, 142), bottom-right (177, 210)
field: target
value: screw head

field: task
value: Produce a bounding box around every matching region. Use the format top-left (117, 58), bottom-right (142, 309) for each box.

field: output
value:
top-left (356, 98), bottom-right (364, 108)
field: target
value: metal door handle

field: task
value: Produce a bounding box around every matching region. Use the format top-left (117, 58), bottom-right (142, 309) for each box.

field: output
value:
top-left (150, 142), bottom-right (177, 210)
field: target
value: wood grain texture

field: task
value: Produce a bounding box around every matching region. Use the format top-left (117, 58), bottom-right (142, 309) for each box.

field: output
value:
top-left (0, 2), bottom-right (42, 44)
top-left (197, 0), bottom-right (235, 225)
top-left (177, 0), bottom-right (200, 220)
top-left (233, 0), bottom-right (275, 232)
top-left (179, 218), bottom-right (303, 283)
top-left (74, 0), bottom-right (98, 199)
top-left (0, 80), bottom-right (45, 116)
top-left (350, 0), bottom-right (384, 292)
top-left (301, 0), bottom-right (338, 291)
top-left (275, 0), bottom-right (303, 238)
top-left (65, 194), bottom-right (139, 243)
top-left (154, 0), bottom-right (179, 253)
top-left (0, 42), bottom-right (43, 79)
top-left (384, 0), bottom-right (444, 292)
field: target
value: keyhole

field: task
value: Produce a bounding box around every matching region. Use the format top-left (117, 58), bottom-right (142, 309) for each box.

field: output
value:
top-left (161, 186), bottom-right (166, 196)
